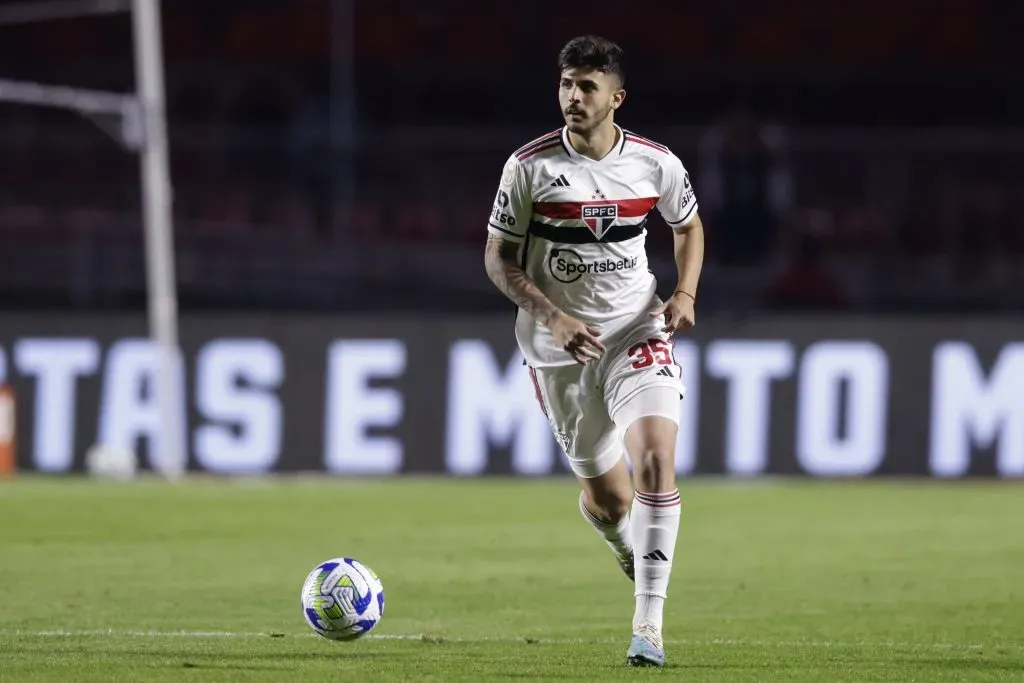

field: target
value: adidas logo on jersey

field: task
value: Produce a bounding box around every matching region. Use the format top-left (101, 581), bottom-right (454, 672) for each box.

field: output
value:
top-left (549, 174), bottom-right (570, 187)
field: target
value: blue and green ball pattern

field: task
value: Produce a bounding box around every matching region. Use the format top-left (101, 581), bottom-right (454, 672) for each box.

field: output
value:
top-left (300, 557), bottom-right (385, 641)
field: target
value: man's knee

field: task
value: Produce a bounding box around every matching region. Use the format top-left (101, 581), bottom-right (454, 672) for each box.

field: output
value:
top-left (632, 447), bottom-right (675, 492)
top-left (624, 415), bottom-right (678, 492)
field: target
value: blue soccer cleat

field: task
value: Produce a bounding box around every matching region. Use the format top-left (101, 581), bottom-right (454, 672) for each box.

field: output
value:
top-left (626, 622), bottom-right (665, 667)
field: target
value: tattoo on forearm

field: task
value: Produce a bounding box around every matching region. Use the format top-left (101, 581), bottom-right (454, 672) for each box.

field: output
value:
top-left (485, 238), bottom-right (556, 325)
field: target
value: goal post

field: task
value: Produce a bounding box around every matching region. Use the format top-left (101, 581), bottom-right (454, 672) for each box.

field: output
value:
top-left (0, 0), bottom-right (185, 479)
top-left (130, 0), bottom-right (185, 480)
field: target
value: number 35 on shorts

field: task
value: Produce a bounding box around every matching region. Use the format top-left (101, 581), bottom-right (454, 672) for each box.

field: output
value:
top-left (627, 339), bottom-right (674, 369)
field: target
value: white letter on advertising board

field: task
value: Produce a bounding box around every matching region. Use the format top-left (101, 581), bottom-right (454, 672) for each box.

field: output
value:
top-left (195, 339), bottom-right (283, 474)
top-left (931, 342), bottom-right (1024, 477)
top-left (16, 339), bottom-right (100, 472)
top-left (324, 340), bottom-right (406, 474)
top-left (796, 341), bottom-right (888, 476)
top-left (706, 341), bottom-right (794, 475)
top-left (446, 340), bottom-right (555, 475)
top-left (98, 340), bottom-right (187, 472)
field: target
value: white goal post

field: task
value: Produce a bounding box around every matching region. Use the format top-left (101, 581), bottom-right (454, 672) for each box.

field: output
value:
top-left (0, 0), bottom-right (185, 479)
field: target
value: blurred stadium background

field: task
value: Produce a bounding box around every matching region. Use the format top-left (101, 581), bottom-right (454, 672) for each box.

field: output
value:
top-left (0, 0), bottom-right (1021, 478)
top-left (1, 3), bottom-right (1023, 681)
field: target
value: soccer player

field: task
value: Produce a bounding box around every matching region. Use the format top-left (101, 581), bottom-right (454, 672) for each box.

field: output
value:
top-left (483, 35), bottom-right (704, 667)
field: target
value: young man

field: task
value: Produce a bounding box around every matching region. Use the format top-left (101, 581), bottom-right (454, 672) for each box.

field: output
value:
top-left (483, 35), bottom-right (705, 667)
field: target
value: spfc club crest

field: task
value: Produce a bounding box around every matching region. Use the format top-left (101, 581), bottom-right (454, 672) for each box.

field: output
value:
top-left (581, 204), bottom-right (617, 240)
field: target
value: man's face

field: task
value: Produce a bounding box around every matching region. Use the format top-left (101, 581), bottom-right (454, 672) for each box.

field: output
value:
top-left (559, 68), bottom-right (625, 134)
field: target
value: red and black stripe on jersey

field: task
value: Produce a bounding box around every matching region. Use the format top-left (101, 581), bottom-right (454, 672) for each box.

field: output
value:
top-left (517, 139), bottom-right (561, 160)
top-left (529, 220), bottom-right (647, 244)
top-left (622, 130), bottom-right (669, 154)
top-left (533, 197), bottom-right (657, 220)
top-left (516, 130), bottom-right (562, 161)
top-left (514, 129), bottom-right (560, 156)
top-left (529, 197), bottom-right (658, 243)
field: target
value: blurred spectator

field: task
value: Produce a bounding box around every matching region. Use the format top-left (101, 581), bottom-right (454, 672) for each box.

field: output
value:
top-left (953, 181), bottom-right (1010, 285)
top-left (699, 106), bottom-right (791, 266)
top-left (1, 1), bottom-right (1023, 312)
top-left (764, 232), bottom-right (848, 310)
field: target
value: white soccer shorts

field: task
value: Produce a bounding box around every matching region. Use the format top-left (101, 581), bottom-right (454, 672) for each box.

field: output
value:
top-left (527, 312), bottom-right (686, 478)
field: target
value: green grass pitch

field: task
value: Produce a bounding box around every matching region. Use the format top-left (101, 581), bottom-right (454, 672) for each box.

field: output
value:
top-left (1, 476), bottom-right (1022, 682)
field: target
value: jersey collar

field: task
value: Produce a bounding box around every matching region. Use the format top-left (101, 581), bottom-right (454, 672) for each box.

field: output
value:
top-left (560, 123), bottom-right (626, 164)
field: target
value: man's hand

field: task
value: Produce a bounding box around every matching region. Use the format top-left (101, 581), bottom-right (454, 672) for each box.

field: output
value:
top-left (548, 312), bottom-right (607, 365)
top-left (649, 292), bottom-right (696, 333)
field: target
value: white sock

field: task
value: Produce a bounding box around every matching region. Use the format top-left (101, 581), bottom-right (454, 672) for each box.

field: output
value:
top-left (578, 491), bottom-right (633, 559)
top-left (631, 489), bottom-right (681, 633)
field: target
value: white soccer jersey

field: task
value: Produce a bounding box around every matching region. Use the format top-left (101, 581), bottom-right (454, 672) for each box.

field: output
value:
top-left (487, 124), bottom-right (699, 367)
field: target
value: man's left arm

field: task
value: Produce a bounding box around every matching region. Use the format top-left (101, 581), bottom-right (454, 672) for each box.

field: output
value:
top-left (664, 214), bottom-right (704, 331)
top-left (651, 154), bottom-right (705, 333)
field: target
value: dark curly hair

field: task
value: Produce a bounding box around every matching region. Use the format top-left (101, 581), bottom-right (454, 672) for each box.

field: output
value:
top-left (557, 35), bottom-right (625, 86)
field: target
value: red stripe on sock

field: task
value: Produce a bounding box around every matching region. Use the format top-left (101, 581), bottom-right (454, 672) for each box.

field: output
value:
top-left (635, 490), bottom-right (680, 500)
top-left (636, 490), bottom-right (679, 498)
top-left (635, 490), bottom-right (681, 507)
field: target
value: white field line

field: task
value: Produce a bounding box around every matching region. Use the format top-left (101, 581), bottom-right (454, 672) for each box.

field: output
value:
top-left (0, 629), bottom-right (999, 651)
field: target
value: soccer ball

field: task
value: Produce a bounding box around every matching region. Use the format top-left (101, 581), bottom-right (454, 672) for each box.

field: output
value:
top-left (300, 557), bottom-right (385, 641)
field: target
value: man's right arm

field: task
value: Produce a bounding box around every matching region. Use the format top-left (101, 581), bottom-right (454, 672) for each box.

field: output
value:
top-left (483, 155), bottom-right (564, 326)
top-left (483, 235), bottom-right (562, 327)
top-left (483, 154), bottom-right (605, 363)
top-left (484, 236), bottom-right (604, 363)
